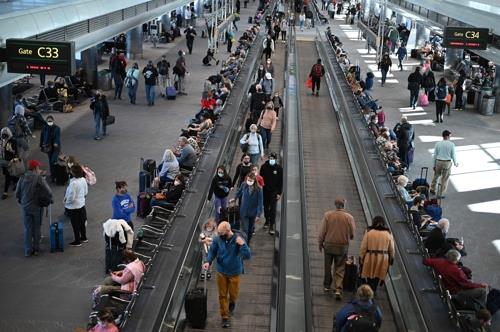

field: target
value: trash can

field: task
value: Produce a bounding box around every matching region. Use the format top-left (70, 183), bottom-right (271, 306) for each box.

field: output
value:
top-left (97, 69), bottom-right (112, 91)
top-left (474, 90), bottom-right (483, 111)
top-left (480, 95), bottom-right (495, 116)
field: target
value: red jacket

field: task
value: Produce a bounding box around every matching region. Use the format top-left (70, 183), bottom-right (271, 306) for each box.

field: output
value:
top-left (423, 258), bottom-right (484, 294)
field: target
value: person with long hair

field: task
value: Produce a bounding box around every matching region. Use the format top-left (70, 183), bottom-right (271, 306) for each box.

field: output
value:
top-left (359, 216), bottom-right (395, 293)
top-left (232, 173), bottom-right (263, 244)
top-left (208, 165), bottom-right (232, 223)
top-left (64, 165), bottom-right (89, 246)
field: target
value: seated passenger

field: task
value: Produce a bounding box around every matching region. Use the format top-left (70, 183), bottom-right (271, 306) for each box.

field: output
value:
top-left (186, 113), bottom-right (213, 138)
top-left (157, 149), bottom-right (180, 188)
top-left (176, 137), bottom-right (197, 170)
top-left (367, 114), bottom-right (380, 137)
top-left (94, 250), bottom-right (145, 298)
top-left (38, 81), bottom-right (59, 103)
top-left (151, 174), bottom-right (186, 208)
top-left (87, 309), bottom-right (119, 332)
top-left (423, 250), bottom-right (488, 307)
top-left (396, 175), bottom-right (416, 207)
top-left (201, 90), bottom-right (216, 110)
top-left (335, 284), bottom-right (382, 332)
top-left (424, 218), bottom-right (449, 254)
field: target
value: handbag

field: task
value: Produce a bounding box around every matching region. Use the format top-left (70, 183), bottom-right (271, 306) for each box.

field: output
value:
top-left (104, 115), bottom-right (115, 126)
top-left (8, 158), bottom-right (25, 177)
top-left (306, 77), bottom-right (313, 89)
top-left (240, 134), bottom-right (249, 153)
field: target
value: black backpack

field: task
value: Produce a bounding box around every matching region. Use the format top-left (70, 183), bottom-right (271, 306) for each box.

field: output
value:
top-left (436, 85), bottom-right (447, 99)
top-left (345, 303), bottom-right (378, 332)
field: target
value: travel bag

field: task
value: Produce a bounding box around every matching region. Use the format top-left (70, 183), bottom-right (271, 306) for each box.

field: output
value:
top-left (343, 256), bottom-right (359, 292)
top-left (139, 158), bottom-right (152, 193)
top-left (185, 270), bottom-right (208, 329)
top-left (248, 16), bottom-right (253, 24)
top-left (418, 92), bottom-right (429, 106)
top-left (486, 288), bottom-right (500, 315)
top-left (137, 191), bottom-right (153, 218)
top-left (412, 167), bottom-right (429, 190)
top-left (49, 205), bottom-right (64, 252)
top-left (166, 86), bottom-right (177, 100)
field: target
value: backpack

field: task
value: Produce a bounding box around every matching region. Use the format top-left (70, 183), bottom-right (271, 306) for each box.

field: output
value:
top-left (436, 85), bottom-right (447, 99)
top-left (345, 303), bottom-right (378, 332)
top-left (158, 61), bottom-right (169, 75)
top-left (313, 64), bottom-right (322, 78)
top-left (173, 64), bottom-right (185, 76)
top-left (82, 165), bottom-right (97, 185)
top-left (8, 116), bottom-right (24, 137)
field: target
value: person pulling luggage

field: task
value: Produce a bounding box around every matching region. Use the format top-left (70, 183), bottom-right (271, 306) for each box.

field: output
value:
top-left (202, 221), bottom-right (251, 328)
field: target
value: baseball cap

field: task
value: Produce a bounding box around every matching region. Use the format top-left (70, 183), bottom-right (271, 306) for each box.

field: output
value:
top-left (28, 160), bottom-right (43, 170)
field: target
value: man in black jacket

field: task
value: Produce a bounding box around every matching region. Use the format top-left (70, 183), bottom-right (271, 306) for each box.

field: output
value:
top-left (250, 85), bottom-right (266, 126)
top-left (260, 152), bottom-right (283, 235)
top-left (407, 67), bottom-right (423, 109)
top-left (396, 116), bottom-right (414, 168)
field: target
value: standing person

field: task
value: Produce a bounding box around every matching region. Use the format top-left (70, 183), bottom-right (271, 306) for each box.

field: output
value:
top-left (359, 216), bottom-right (395, 293)
top-left (264, 58), bottom-right (275, 77)
top-left (240, 124), bottom-right (264, 165)
top-left (280, 18), bottom-right (287, 42)
top-left (318, 197), bottom-right (356, 300)
top-left (378, 53), bottom-right (392, 87)
top-left (233, 173), bottom-right (263, 244)
top-left (236, 0), bottom-right (241, 13)
top-left (299, 11), bottom-right (306, 31)
top-left (157, 56), bottom-right (171, 97)
top-left (15, 160), bottom-right (53, 257)
top-left (335, 284), bottom-right (383, 332)
top-left (259, 72), bottom-right (275, 99)
top-left (90, 91), bottom-right (110, 140)
top-left (39, 116), bottom-right (61, 183)
top-left (435, 77), bottom-right (448, 123)
top-left (396, 43), bottom-right (407, 71)
top-left (454, 69), bottom-right (466, 111)
top-left (430, 130), bottom-right (458, 199)
top-left (262, 35), bottom-right (275, 60)
top-left (110, 52), bottom-right (126, 100)
top-left (395, 116), bottom-right (414, 168)
top-left (202, 221), bottom-right (251, 328)
top-left (327, 1), bottom-right (336, 19)
top-left (8, 105), bottom-right (34, 161)
top-left (259, 152), bottom-right (283, 235)
top-left (1, 127), bottom-right (19, 200)
top-left (226, 30), bottom-right (234, 53)
top-left (423, 69), bottom-right (436, 101)
top-left (257, 102), bottom-right (277, 149)
top-left (64, 165), bottom-right (88, 247)
top-left (142, 60), bottom-right (159, 106)
top-left (184, 6), bottom-right (192, 27)
top-left (208, 165), bottom-right (232, 223)
top-left (184, 25), bottom-right (197, 55)
top-left (112, 66), bottom-right (124, 100)
top-left (112, 181), bottom-right (136, 229)
top-left (272, 91), bottom-right (283, 118)
top-left (407, 67), bottom-right (423, 109)
top-left (173, 50), bottom-right (188, 95)
top-left (309, 58), bottom-right (325, 96)
top-left (251, 165), bottom-right (265, 187)
top-left (125, 63), bottom-right (139, 104)
top-left (232, 154), bottom-right (253, 189)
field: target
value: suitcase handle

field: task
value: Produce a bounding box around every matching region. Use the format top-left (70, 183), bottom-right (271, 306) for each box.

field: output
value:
top-left (420, 167), bottom-right (428, 181)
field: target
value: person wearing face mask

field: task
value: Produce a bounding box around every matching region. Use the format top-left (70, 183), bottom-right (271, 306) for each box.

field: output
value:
top-left (232, 154), bottom-right (252, 189)
top-left (199, 218), bottom-right (217, 280)
top-left (240, 124), bottom-right (264, 165)
top-left (1, 127), bottom-right (19, 200)
top-left (232, 173), bottom-right (263, 244)
top-left (264, 58), bottom-right (274, 76)
top-left (259, 153), bottom-right (283, 235)
top-left (256, 64), bottom-right (266, 82)
top-left (112, 181), bottom-right (136, 228)
top-left (64, 165), bottom-right (89, 247)
top-left (173, 50), bottom-right (188, 95)
top-left (90, 91), bottom-right (110, 140)
top-left (151, 174), bottom-right (186, 210)
top-left (202, 221), bottom-right (251, 328)
top-left (125, 63), bottom-right (140, 104)
top-left (208, 165), bottom-right (232, 223)
top-left (15, 160), bottom-right (53, 256)
top-left (39, 116), bottom-right (61, 183)
top-left (257, 102), bottom-right (277, 150)
top-left (142, 60), bottom-right (159, 106)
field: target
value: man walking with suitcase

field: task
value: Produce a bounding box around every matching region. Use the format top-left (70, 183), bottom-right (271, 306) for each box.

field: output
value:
top-left (203, 221), bottom-right (251, 328)
top-left (318, 197), bottom-right (356, 300)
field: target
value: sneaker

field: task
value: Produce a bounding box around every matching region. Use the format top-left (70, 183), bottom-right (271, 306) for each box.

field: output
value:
top-left (335, 291), bottom-right (342, 301)
top-left (222, 319), bottom-right (231, 328)
top-left (81, 238), bottom-right (89, 243)
top-left (69, 241), bottom-right (82, 247)
top-left (324, 287), bottom-right (332, 292)
top-left (229, 302), bottom-right (236, 313)
top-left (94, 136), bottom-right (101, 140)
top-left (207, 272), bottom-right (211, 279)
top-left (269, 228), bottom-right (275, 235)
top-left (1, 193), bottom-right (7, 200)
top-left (263, 223), bottom-right (269, 229)
top-left (200, 272), bottom-right (205, 280)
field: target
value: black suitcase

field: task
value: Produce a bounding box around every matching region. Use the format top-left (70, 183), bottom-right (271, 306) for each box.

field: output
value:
top-left (139, 158), bottom-right (152, 193)
top-left (248, 16), bottom-right (253, 24)
top-left (343, 256), bottom-right (359, 292)
top-left (143, 158), bottom-right (157, 176)
top-left (185, 271), bottom-right (207, 329)
top-left (412, 167), bottom-right (429, 190)
top-left (467, 89), bottom-right (475, 105)
top-left (53, 163), bottom-right (69, 185)
top-left (411, 49), bottom-right (418, 59)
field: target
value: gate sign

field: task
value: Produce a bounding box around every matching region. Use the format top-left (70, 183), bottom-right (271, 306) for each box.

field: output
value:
top-left (6, 39), bottom-right (75, 75)
top-left (443, 27), bottom-right (489, 50)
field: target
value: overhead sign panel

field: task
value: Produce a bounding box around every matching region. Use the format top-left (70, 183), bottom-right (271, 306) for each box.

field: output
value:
top-left (6, 39), bottom-right (75, 75)
top-left (443, 27), bottom-right (489, 50)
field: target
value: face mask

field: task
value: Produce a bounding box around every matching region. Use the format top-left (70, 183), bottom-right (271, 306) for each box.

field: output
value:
top-left (67, 162), bottom-right (73, 168)
top-left (247, 180), bottom-right (255, 186)
top-left (206, 226), bottom-right (214, 232)
top-left (218, 172), bottom-right (224, 177)
top-left (47, 121), bottom-right (54, 126)
top-left (174, 180), bottom-right (181, 186)
top-left (269, 159), bottom-right (276, 166)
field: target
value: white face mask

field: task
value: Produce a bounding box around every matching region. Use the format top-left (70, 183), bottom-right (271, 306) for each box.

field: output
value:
top-left (269, 159), bottom-right (276, 166)
top-left (174, 180), bottom-right (181, 186)
top-left (47, 121), bottom-right (54, 126)
top-left (246, 180), bottom-right (255, 186)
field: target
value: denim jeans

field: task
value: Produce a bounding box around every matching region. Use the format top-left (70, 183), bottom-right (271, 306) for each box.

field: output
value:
top-left (300, 20), bottom-right (304, 30)
top-left (213, 196), bottom-right (228, 223)
top-left (250, 153), bottom-right (260, 165)
top-left (410, 89), bottom-right (419, 107)
top-left (114, 81), bottom-right (123, 99)
top-left (128, 84), bottom-right (138, 104)
top-left (240, 215), bottom-right (256, 244)
top-left (46, 148), bottom-right (60, 179)
top-left (145, 84), bottom-right (156, 105)
top-left (259, 127), bottom-right (272, 149)
top-left (94, 113), bottom-right (102, 137)
top-left (23, 209), bottom-right (42, 255)
top-left (381, 69), bottom-right (388, 84)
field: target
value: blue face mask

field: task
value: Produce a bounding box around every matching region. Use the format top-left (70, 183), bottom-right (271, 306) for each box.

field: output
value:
top-left (269, 159), bottom-right (276, 166)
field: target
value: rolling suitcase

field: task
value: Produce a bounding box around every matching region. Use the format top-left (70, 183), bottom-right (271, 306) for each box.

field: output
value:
top-left (143, 159), bottom-right (156, 177)
top-left (139, 158), bottom-right (152, 193)
top-left (49, 205), bottom-right (64, 252)
top-left (166, 86), bottom-right (177, 100)
top-left (343, 256), bottom-right (359, 292)
top-left (412, 167), bottom-right (429, 190)
top-left (137, 191), bottom-right (153, 218)
top-left (411, 49), bottom-right (418, 59)
top-left (248, 16), bottom-right (253, 24)
top-left (185, 270), bottom-right (207, 329)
